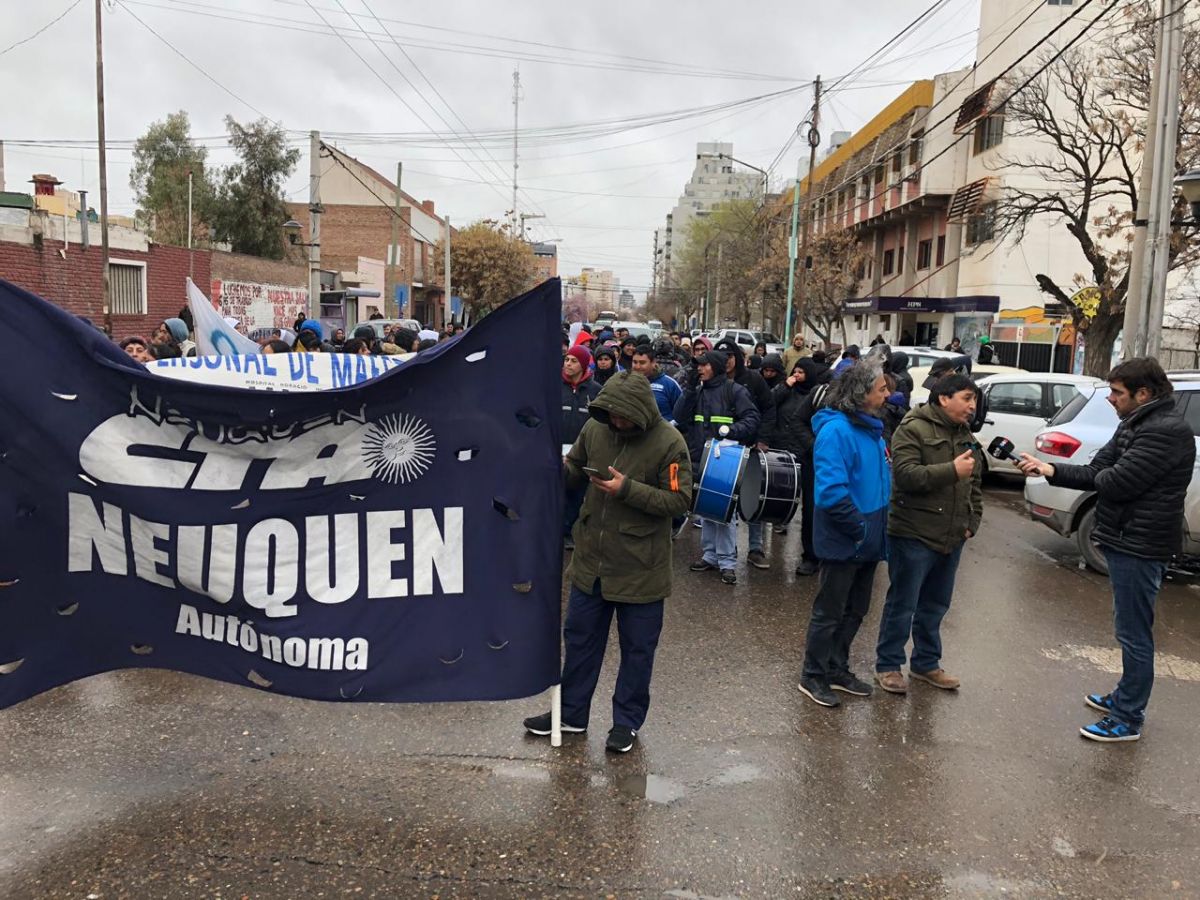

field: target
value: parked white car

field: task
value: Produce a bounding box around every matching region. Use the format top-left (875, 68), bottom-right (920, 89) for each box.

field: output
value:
top-left (908, 363), bottom-right (1026, 405)
top-left (973, 373), bottom-right (1104, 475)
top-left (710, 329), bottom-right (785, 357)
top-left (889, 345), bottom-right (958, 370)
top-left (1024, 372), bottom-right (1200, 573)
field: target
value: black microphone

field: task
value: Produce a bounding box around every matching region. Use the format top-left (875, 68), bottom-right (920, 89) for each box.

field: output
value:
top-left (987, 436), bottom-right (1019, 463)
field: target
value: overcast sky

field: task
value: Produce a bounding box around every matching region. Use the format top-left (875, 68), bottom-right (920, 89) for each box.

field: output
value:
top-left (0, 0), bottom-right (982, 300)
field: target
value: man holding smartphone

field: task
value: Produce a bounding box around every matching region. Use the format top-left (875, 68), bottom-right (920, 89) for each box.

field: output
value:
top-left (524, 371), bottom-right (693, 754)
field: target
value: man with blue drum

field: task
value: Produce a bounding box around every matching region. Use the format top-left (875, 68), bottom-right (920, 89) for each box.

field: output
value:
top-left (674, 350), bottom-right (761, 585)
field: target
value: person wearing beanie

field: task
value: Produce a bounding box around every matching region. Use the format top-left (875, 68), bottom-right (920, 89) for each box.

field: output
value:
top-left (298, 318), bottom-right (323, 341)
top-left (713, 338), bottom-right (775, 570)
top-left (562, 344), bottom-right (602, 547)
top-left (154, 317), bottom-right (197, 358)
top-left (789, 357), bottom-right (836, 576)
top-left (593, 346), bottom-right (619, 386)
top-left (673, 348), bottom-right (761, 585)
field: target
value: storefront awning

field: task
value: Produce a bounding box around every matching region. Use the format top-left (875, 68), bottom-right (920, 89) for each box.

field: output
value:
top-left (843, 295), bottom-right (1000, 314)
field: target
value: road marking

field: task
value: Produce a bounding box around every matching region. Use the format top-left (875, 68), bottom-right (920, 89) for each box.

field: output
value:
top-left (1043, 644), bottom-right (1200, 682)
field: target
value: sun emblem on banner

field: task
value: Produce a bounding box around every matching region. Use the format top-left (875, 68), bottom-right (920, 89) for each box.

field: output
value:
top-left (361, 414), bottom-right (437, 484)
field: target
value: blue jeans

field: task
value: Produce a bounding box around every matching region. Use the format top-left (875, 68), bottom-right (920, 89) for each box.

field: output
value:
top-left (1103, 548), bottom-right (1167, 727)
top-left (875, 536), bottom-right (964, 673)
top-left (748, 520), bottom-right (765, 554)
top-left (701, 519), bottom-right (738, 570)
top-left (560, 583), bottom-right (664, 731)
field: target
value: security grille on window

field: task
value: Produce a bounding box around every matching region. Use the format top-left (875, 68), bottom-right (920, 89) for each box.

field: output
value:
top-left (966, 202), bottom-right (998, 246)
top-left (955, 80), bottom-right (996, 132)
top-left (108, 262), bottom-right (146, 315)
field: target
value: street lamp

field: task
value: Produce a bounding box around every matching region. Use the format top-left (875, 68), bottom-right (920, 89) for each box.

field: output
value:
top-left (282, 218), bottom-right (318, 247)
top-left (1177, 169), bottom-right (1200, 225)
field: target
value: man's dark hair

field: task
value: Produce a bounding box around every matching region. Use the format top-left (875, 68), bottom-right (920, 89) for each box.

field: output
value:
top-left (1107, 357), bottom-right (1173, 399)
top-left (632, 346), bottom-right (654, 361)
top-left (264, 339), bottom-right (292, 354)
top-left (341, 338), bottom-right (368, 354)
top-left (929, 373), bottom-right (976, 405)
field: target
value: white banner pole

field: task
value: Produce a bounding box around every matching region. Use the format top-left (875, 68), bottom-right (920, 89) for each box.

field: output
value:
top-left (550, 683), bottom-right (562, 748)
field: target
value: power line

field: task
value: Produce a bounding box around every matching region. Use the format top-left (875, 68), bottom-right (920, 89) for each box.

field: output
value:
top-left (1, 0), bottom-right (85, 56)
top-left (322, 147), bottom-right (441, 245)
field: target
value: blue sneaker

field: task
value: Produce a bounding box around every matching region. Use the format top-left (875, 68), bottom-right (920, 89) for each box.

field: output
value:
top-left (1085, 692), bottom-right (1114, 714)
top-left (1080, 716), bottom-right (1141, 743)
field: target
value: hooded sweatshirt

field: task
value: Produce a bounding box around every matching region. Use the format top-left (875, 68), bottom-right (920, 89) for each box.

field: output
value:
top-left (812, 406), bottom-right (891, 562)
top-left (769, 358), bottom-right (829, 455)
top-left (672, 351), bottom-right (761, 466)
top-left (565, 372), bottom-right (693, 603)
top-left (715, 340), bottom-right (773, 444)
top-left (889, 350), bottom-right (914, 398)
top-left (593, 347), bottom-right (619, 385)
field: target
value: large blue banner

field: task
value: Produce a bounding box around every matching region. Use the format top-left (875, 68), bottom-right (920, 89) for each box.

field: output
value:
top-left (0, 278), bottom-right (564, 708)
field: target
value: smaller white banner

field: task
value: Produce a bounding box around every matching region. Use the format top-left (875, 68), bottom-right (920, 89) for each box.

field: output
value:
top-left (148, 352), bottom-right (411, 392)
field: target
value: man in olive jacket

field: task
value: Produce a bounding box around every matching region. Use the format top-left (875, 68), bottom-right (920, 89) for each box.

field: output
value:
top-left (524, 371), bottom-right (693, 754)
top-left (874, 374), bottom-right (983, 696)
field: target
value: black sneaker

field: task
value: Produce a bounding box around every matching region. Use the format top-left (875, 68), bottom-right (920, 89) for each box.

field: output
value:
top-left (794, 558), bottom-right (819, 577)
top-left (690, 559), bottom-right (717, 572)
top-left (523, 712), bottom-right (586, 736)
top-left (721, 569), bottom-right (737, 585)
top-left (747, 550), bottom-right (769, 569)
top-left (1085, 692), bottom-right (1114, 714)
top-left (797, 676), bottom-right (840, 707)
top-left (606, 725), bottom-right (637, 753)
top-left (829, 672), bottom-right (873, 697)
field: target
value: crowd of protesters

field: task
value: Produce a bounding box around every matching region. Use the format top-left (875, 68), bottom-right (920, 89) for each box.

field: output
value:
top-left (547, 322), bottom-right (1189, 749)
top-left (116, 308), bottom-right (464, 366)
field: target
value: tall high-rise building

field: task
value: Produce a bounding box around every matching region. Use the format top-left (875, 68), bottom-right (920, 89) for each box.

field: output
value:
top-left (654, 142), bottom-right (764, 293)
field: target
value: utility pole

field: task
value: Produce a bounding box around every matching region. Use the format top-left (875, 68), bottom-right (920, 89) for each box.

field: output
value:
top-left (1123, 0), bottom-right (1185, 359)
top-left (444, 215), bottom-right (452, 328)
top-left (389, 161), bottom-right (403, 318)
top-left (512, 67), bottom-right (521, 232)
top-left (784, 75), bottom-right (821, 343)
top-left (308, 131), bottom-right (323, 320)
top-left (714, 242), bottom-right (724, 329)
top-left (94, 0), bottom-right (111, 335)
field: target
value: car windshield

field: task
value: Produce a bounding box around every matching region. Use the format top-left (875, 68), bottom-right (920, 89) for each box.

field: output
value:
top-left (754, 333), bottom-right (780, 344)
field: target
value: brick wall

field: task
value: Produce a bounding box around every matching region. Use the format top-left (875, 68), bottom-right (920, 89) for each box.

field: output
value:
top-left (211, 249), bottom-right (306, 286)
top-left (0, 239), bottom-right (211, 340)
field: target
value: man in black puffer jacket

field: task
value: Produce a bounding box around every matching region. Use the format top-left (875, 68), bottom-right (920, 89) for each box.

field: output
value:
top-left (1019, 358), bottom-right (1195, 744)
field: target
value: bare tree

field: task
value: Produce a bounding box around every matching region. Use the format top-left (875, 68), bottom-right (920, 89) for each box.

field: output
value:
top-left (991, 4), bottom-right (1200, 374)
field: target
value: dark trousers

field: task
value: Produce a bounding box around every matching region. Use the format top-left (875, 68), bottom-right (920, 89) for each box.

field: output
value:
top-left (560, 582), bottom-right (664, 731)
top-left (802, 560), bottom-right (878, 680)
top-left (799, 454), bottom-right (817, 563)
top-left (1104, 548), bottom-right (1168, 727)
top-left (875, 536), bottom-right (964, 673)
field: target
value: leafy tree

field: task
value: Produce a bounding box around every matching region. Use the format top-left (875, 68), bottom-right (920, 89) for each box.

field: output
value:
top-left (992, 3), bottom-right (1200, 374)
top-left (129, 111), bottom-right (214, 247)
top-left (671, 199), bottom-right (772, 329)
top-left (210, 116), bottom-right (300, 259)
top-left (433, 220), bottom-right (534, 320)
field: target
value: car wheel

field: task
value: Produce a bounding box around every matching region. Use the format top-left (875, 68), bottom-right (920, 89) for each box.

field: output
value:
top-left (1075, 505), bottom-right (1109, 575)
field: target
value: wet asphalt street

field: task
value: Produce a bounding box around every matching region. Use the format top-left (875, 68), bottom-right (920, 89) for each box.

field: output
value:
top-left (3, 482), bottom-right (1200, 899)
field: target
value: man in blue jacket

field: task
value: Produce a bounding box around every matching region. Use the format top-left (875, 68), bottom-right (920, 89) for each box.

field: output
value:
top-left (631, 345), bottom-right (682, 423)
top-left (798, 360), bottom-right (892, 708)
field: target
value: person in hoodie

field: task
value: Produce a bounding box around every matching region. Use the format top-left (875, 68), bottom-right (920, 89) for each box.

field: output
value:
top-left (798, 359), bottom-right (891, 709)
top-left (785, 357), bottom-right (833, 575)
top-left (760, 353), bottom-right (786, 390)
top-left (562, 345), bottom-right (602, 547)
top-left (674, 350), bottom-right (760, 585)
top-left (889, 350), bottom-right (914, 400)
top-left (631, 345), bottom-right (682, 423)
top-left (767, 356), bottom-right (821, 537)
top-left (618, 337), bottom-right (638, 371)
top-left (593, 346), bottom-right (619, 386)
top-left (833, 344), bottom-right (860, 376)
top-left (153, 317), bottom-right (197, 358)
top-left (524, 371), bottom-right (693, 754)
top-left (874, 373), bottom-right (982, 697)
top-left (714, 338), bottom-right (776, 570)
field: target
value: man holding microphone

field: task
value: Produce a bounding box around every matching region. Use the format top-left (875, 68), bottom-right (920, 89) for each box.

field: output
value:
top-left (1017, 358), bottom-right (1194, 743)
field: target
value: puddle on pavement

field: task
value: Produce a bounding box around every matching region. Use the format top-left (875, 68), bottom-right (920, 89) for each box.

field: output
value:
top-left (1043, 643), bottom-right (1200, 682)
top-left (615, 773), bottom-right (686, 804)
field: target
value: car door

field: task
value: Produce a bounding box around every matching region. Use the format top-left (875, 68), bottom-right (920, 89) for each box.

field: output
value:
top-left (980, 380), bottom-right (1048, 472)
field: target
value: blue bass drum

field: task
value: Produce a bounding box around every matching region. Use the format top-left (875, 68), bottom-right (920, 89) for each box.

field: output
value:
top-left (692, 439), bottom-right (750, 523)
